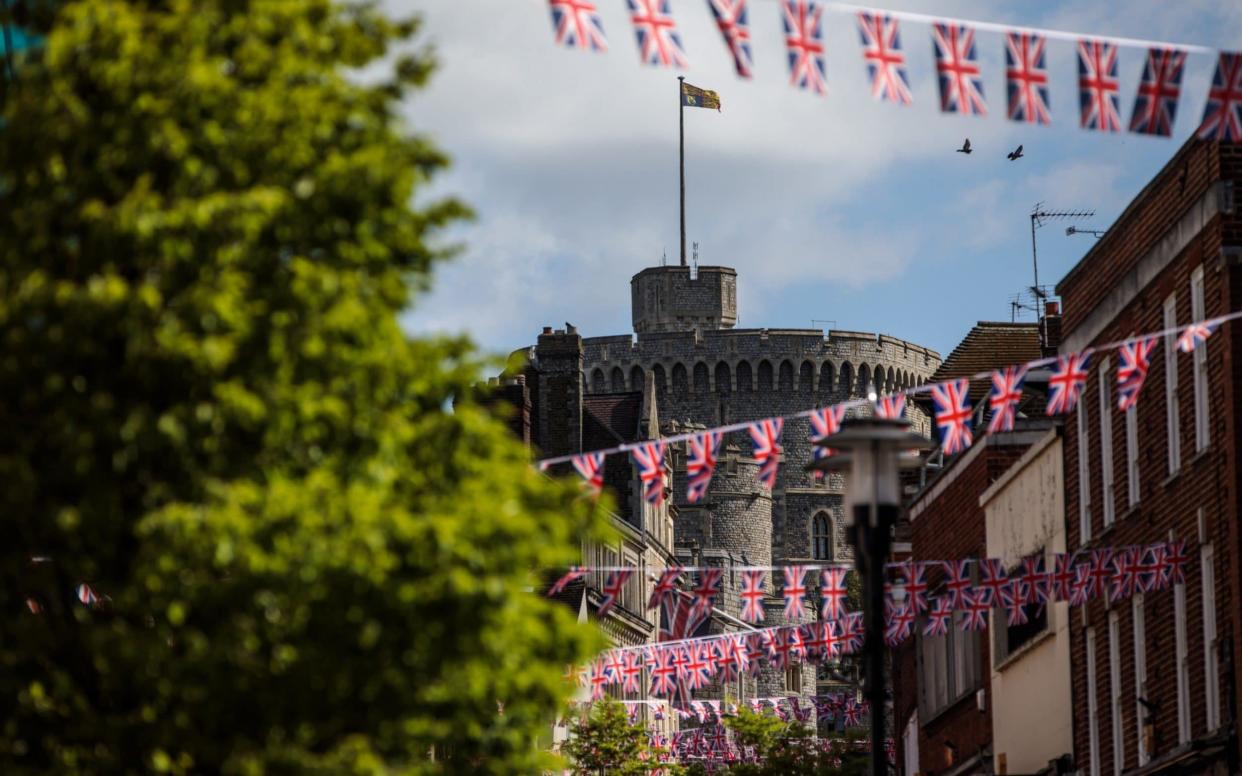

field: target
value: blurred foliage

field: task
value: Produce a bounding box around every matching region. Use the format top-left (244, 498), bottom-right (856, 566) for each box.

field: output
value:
top-left (699, 706), bottom-right (871, 776)
top-left (0, 1), bottom-right (608, 773)
top-left (559, 698), bottom-right (679, 776)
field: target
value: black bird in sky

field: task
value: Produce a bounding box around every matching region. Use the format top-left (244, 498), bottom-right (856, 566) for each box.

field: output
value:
top-left (956, 138), bottom-right (972, 154)
top-left (1007, 144), bottom-right (1024, 161)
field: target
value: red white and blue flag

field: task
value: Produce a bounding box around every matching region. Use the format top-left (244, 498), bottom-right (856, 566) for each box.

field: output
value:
top-left (626, 0), bottom-right (687, 68)
top-left (1163, 540), bottom-right (1188, 586)
top-left (987, 365), bottom-right (1027, 434)
top-left (1086, 549), bottom-right (1114, 600)
top-left (1070, 565), bottom-right (1092, 607)
top-left (857, 12), bottom-right (911, 105)
top-left (977, 557), bottom-right (1008, 607)
top-left (933, 23), bottom-right (986, 115)
top-left (1021, 555), bottom-right (1049, 605)
top-left (821, 566), bottom-right (849, 620)
top-left (781, 564), bottom-right (809, 619)
top-left (571, 451), bottom-right (607, 495)
top-left (1006, 32), bottom-right (1050, 125)
top-left (782, 1), bottom-right (828, 96)
top-left (708, 0), bottom-right (753, 78)
top-left (1047, 351), bottom-right (1092, 415)
top-left (748, 418), bottom-right (784, 489)
top-left (924, 596), bottom-right (952, 637)
top-left (1130, 48), bottom-right (1187, 137)
top-left (943, 559), bottom-right (972, 610)
top-left (902, 561), bottom-right (929, 613)
top-left (931, 378), bottom-right (973, 455)
top-left (77, 583), bottom-right (100, 607)
top-left (622, 650), bottom-right (644, 692)
top-left (648, 567), bottom-right (683, 610)
top-left (745, 633), bottom-right (768, 677)
top-left (650, 648), bottom-right (678, 696)
top-left (809, 403), bottom-right (847, 472)
top-left (961, 589), bottom-right (990, 630)
top-left (548, 0), bottom-right (608, 52)
top-left (598, 569), bottom-right (633, 616)
top-left (1051, 553), bottom-right (1076, 602)
top-left (1002, 582), bottom-right (1029, 626)
top-left (548, 565), bottom-right (589, 597)
top-left (588, 659), bottom-right (611, 700)
top-left (685, 642), bottom-right (715, 690)
top-left (690, 568), bottom-right (724, 618)
top-left (740, 569), bottom-right (766, 622)
top-left (1078, 40), bottom-right (1122, 132)
top-left (874, 393), bottom-right (906, 420)
top-left (842, 612), bottom-right (865, 653)
top-left (631, 441), bottom-right (667, 505)
top-left (1118, 336), bottom-right (1158, 411)
top-left (884, 601), bottom-right (914, 646)
top-left (687, 430), bottom-right (724, 503)
top-left (1109, 548), bottom-right (1141, 602)
top-left (1199, 52), bottom-right (1242, 141)
top-left (1177, 320), bottom-right (1220, 353)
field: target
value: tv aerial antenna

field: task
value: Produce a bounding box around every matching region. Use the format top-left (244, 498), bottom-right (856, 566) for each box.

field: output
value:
top-left (1030, 204), bottom-right (1094, 345)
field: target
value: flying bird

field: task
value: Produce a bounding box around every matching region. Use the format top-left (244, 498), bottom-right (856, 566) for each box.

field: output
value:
top-left (1007, 144), bottom-right (1024, 161)
top-left (956, 138), bottom-right (972, 154)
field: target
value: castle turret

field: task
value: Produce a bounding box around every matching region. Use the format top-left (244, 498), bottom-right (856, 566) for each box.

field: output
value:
top-left (533, 325), bottom-right (584, 457)
top-left (631, 265), bottom-right (737, 335)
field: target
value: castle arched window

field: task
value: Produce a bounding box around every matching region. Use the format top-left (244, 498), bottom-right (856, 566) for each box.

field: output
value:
top-left (778, 360), bottom-right (794, 391)
top-left (736, 361), bottom-right (753, 392)
top-left (857, 364), bottom-right (871, 395)
top-left (820, 362), bottom-right (835, 394)
top-left (839, 362), bottom-right (853, 396)
top-left (672, 363), bottom-right (689, 393)
top-left (630, 365), bottom-right (644, 392)
top-left (812, 513), bottom-right (832, 560)
top-left (799, 361), bottom-right (815, 392)
top-left (611, 367), bottom-right (626, 392)
top-left (715, 361), bottom-right (732, 393)
top-left (652, 364), bottom-right (667, 394)
top-left (694, 362), bottom-right (710, 392)
top-left (591, 368), bottom-right (605, 393)
top-left (873, 364), bottom-right (886, 394)
top-left (757, 360), bottom-right (774, 391)
top-left (887, 367), bottom-right (896, 392)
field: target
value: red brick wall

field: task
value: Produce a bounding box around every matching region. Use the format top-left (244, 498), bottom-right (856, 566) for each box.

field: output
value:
top-left (1060, 140), bottom-right (1242, 773)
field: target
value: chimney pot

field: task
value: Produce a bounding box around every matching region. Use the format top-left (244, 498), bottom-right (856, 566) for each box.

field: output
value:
top-left (1045, 301), bottom-right (1060, 316)
top-left (542, 326), bottom-right (553, 335)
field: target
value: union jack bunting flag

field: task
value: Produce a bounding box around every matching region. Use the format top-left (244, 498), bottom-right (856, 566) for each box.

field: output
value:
top-left (1199, 52), bottom-right (1242, 141)
top-left (933, 23), bottom-right (986, 115)
top-left (1002, 574), bottom-right (1028, 609)
top-left (942, 558), bottom-right (972, 610)
top-left (781, 565), bottom-right (809, 619)
top-left (588, 659), bottom-right (611, 700)
top-left (690, 568), bottom-right (724, 618)
top-left (548, 566), bottom-right (589, 596)
top-left (874, 393), bottom-right (905, 420)
top-left (1021, 555), bottom-right (1049, 605)
top-left (987, 366), bottom-right (1027, 434)
top-left (685, 643), bottom-right (715, 690)
top-left (745, 633), bottom-right (768, 677)
top-left (708, 0), bottom-right (753, 78)
top-left (977, 557), bottom-right (1008, 606)
top-left (1130, 47), bottom-right (1187, 137)
top-left (548, 0), bottom-right (608, 52)
top-left (631, 440), bottom-right (667, 505)
top-left (598, 569), bottom-right (632, 616)
top-left (821, 566), bottom-right (849, 620)
top-left (748, 418), bottom-right (784, 488)
top-left (740, 569), bottom-right (766, 622)
top-left (1006, 32), bottom-right (1050, 125)
top-left (1078, 40), bottom-right (1122, 131)
top-left (1109, 548), bottom-right (1141, 602)
top-left (650, 648), bottom-right (678, 696)
top-left (621, 650), bottom-right (644, 693)
top-left (961, 589), bottom-right (989, 631)
top-left (1050, 553), bottom-right (1076, 601)
top-left (1163, 540), bottom-right (1188, 586)
top-left (902, 561), bottom-right (929, 613)
top-left (1003, 583), bottom-right (1029, 627)
top-left (1135, 546), bottom-right (1161, 593)
top-left (1086, 548), bottom-right (1114, 600)
top-left (686, 430), bottom-right (724, 503)
top-left (782, 0), bottom-right (828, 96)
top-left (809, 403), bottom-right (847, 471)
top-left (77, 583), bottom-right (100, 607)
top-left (571, 451), bottom-right (607, 495)
top-left (1118, 336), bottom-right (1158, 411)
top-left (857, 12), bottom-right (911, 105)
top-left (648, 567), bottom-right (682, 610)
top-left (1070, 565), bottom-right (1092, 607)
top-left (604, 649), bottom-right (626, 683)
top-left (1047, 351), bottom-right (1092, 415)
top-left (931, 378), bottom-right (973, 455)
top-left (1177, 320), bottom-right (1219, 353)
top-left (626, 0), bottom-right (687, 68)
top-left (884, 602), bottom-right (915, 646)
top-left (924, 597), bottom-right (952, 636)
top-left (842, 613), bottom-right (865, 653)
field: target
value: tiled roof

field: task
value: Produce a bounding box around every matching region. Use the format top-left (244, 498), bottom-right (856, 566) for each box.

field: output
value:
top-left (931, 322), bottom-right (1042, 384)
top-left (583, 392), bottom-right (644, 448)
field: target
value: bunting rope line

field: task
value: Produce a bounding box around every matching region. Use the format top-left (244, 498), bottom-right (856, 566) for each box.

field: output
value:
top-left (534, 312), bottom-right (1239, 473)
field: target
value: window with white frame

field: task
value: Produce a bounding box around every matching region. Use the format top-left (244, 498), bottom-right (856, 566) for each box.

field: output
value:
top-left (1163, 294), bottom-right (1181, 474)
top-left (1109, 610), bottom-right (1123, 775)
top-left (1203, 544), bottom-right (1220, 731)
top-left (1191, 267), bottom-right (1209, 451)
top-left (1133, 595), bottom-right (1149, 766)
top-left (917, 611), bottom-right (981, 719)
top-left (1079, 398), bottom-right (1092, 544)
top-left (1175, 577), bottom-right (1191, 743)
top-left (1087, 627), bottom-right (1102, 776)
top-left (812, 512), bottom-right (832, 560)
top-left (1126, 404), bottom-right (1139, 506)
top-left (1099, 359), bottom-right (1115, 528)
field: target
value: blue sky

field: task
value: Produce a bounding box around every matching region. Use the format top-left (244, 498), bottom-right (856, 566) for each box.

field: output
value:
top-left (397, 0), bottom-right (1242, 360)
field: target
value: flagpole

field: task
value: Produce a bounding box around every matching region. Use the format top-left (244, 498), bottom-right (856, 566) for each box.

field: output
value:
top-left (678, 75), bottom-right (686, 267)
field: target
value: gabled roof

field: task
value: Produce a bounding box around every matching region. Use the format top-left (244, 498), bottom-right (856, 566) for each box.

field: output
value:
top-left (583, 392), bottom-right (644, 449)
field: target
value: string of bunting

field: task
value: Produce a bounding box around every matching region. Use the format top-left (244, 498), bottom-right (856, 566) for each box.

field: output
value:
top-left (547, 1), bottom-right (1242, 141)
top-left (537, 313), bottom-right (1237, 502)
top-left (568, 541), bottom-right (1188, 702)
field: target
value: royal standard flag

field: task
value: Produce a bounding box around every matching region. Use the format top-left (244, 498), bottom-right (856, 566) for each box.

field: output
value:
top-left (681, 81), bottom-right (722, 111)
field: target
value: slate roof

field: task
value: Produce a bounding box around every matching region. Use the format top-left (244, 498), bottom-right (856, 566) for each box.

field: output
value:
top-left (931, 322), bottom-right (1042, 385)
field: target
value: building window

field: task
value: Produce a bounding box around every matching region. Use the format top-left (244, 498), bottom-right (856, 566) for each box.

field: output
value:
top-left (1126, 404), bottom-right (1139, 506)
top-left (1175, 576), bottom-right (1191, 743)
top-left (1191, 266), bottom-right (1209, 451)
top-left (1163, 294), bottom-right (1181, 474)
top-left (1203, 544), bottom-right (1220, 731)
top-left (1099, 358), bottom-right (1115, 529)
top-left (993, 555), bottom-right (1049, 665)
top-left (1078, 398), bottom-right (1092, 545)
top-left (917, 611), bottom-right (980, 719)
top-left (1133, 595), bottom-right (1149, 767)
top-left (786, 665), bottom-right (801, 694)
top-left (1109, 610), bottom-right (1123, 776)
top-left (812, 513), bottom-right (832, 560)
top-left (1087, 627), bottom-right (1102, 776)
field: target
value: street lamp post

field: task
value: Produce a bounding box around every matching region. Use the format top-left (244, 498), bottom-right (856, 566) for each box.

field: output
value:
top-left (808, 417), bottom-right (929, 776)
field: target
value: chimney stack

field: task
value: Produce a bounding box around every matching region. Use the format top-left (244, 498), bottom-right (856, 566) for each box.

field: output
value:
top-left (1040, 301), bottom-right (1062, 357)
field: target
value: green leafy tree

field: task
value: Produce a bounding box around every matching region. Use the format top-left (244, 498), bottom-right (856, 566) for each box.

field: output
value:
top-left (0, 1), bottom-right (606, 773)
top-left (559, 698), bottom-right (679, 776)
top-left (709, 707), bottom-right (870, 776)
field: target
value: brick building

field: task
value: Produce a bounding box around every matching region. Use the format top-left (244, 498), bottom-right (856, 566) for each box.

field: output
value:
top-left (1059, 139), bottom-right (1242, 774)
